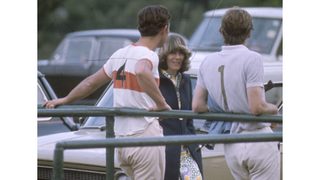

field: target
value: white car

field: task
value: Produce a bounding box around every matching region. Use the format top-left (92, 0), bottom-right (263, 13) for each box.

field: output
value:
top-left (187, 7), bottom-right (283, 104)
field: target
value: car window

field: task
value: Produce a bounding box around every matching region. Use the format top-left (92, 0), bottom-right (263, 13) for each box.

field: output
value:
top-left (189, 17), bottom-right (282, 54)
top-left (247, 18), bottom-right (282, 54)
top-left (83, 83), bottom-right (114, 127)
top-left (190, 77), bottom-right (197, 96)
top-left (188, 17), bottom-right (224, 51)
top-left (97, 38), bottom-right (132, 62)
top-left (37, 82), bottom-right (51, 121)
top-left (50, 40), bottom-right (66, 61)
top-left (37, 82), bottom-right (48, 104)
top-left (66, 40), bottom-right (93, 63)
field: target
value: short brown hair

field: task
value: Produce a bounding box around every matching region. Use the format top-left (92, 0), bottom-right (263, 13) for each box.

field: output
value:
top-left (158, 34), bottom-right (191, 73)
top-left (138, 5), bottom-right (172, 36)
top-left (219, 7), bottom-right (253, 45)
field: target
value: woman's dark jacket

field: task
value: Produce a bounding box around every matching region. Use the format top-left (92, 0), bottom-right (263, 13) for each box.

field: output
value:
top-left (158, 70), bottom-right (203, 180)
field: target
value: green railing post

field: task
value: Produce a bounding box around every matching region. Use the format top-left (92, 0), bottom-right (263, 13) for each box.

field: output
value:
top-left (106, 116), bottom-right (115, 180)
top-left (52, 143), bottom-right (64, 180)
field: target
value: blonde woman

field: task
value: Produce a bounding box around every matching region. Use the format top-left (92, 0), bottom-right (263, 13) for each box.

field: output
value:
top-left (158, 34), bottom-right (203, 180)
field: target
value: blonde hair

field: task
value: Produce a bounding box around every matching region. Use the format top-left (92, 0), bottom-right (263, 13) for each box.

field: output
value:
top-left (158, 33), bottom-right (191, 73)
top-left (219, 7), bottom-right (253, 45)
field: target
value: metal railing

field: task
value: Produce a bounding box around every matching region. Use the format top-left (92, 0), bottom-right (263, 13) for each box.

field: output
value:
top-left (38, 105), bottom-right (282, 180)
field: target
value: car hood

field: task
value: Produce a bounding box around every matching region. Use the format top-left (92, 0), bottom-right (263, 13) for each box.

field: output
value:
top-left (189, 50), bottom-right (281, 65)
top-left (38, 129), bottom-right (120, 168)
top-left (38, 128), bottom-right (226, 168)
top-left (189, 51), bottom-right (212, 69)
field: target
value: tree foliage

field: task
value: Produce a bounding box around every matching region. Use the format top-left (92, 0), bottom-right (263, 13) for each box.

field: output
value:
top-left (38, 0), bottom-right (282, 59)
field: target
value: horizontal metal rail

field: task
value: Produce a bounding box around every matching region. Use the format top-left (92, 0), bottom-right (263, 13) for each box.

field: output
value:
top-left (37, 105), bottom-right (282, 180)
top-left (52, 133), bottom-right (282, 180)
top-left (37, 105), bottom-right (282, 123)
top-left (55, 133), bottom-right (282, 149)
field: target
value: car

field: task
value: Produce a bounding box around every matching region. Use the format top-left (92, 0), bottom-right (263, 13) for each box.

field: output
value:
top-left (187, 7), bottom-right (283, 104)
top-left (37, 29), bottom-right (188, 106)
top-left (37, 71), bottom-right (79, 136)
top-left (37, 29), bottom-right (141, 105)
top-left (37, 67), bottom-right (283, 179)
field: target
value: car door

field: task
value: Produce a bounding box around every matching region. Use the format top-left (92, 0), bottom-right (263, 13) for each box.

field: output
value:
top-left (37, 74), bottom-right (78, 136)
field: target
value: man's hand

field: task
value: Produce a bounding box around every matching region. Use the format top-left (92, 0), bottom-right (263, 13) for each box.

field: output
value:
top-left (147, 103), bottom-right (171, 111)
top-left (148, 103), bottom-right (171, 121)
top-left (42, 98), bottom-right (66, 109)
top-left (270, 123), bottom-right (278, 129)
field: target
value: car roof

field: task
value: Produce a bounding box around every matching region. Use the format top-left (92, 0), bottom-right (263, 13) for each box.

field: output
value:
top-left (65, 29), bottom-right (141, 42)
top-left (66, 29), bottom-right (140, 37)
top-left (204, 7), bottom-right (282, 19)
top-left (64, 29), bottom-right (189, 44)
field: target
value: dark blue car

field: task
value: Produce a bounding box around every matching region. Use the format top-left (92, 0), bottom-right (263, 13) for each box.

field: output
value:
top-left (37, 29), bottom-right (141, 105)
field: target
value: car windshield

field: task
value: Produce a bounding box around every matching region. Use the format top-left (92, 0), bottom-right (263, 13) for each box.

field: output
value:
top-left (188, 17), bottom-right (282, 54)
top-left (38, 82), bottom-right (52, 121)
top-left (83, 83), bottom-right (114, 127)
top-left (50, 37), bottom-right (95, 63)
top-left (97, 37), bottom-right (132, 62)
top-left (37, 83), bottom-right (48, 104)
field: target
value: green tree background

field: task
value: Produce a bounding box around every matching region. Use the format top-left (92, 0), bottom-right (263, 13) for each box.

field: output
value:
top-left (38, 0), bottom-right (282, 60)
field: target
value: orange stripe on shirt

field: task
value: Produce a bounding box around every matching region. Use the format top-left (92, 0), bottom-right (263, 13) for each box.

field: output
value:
top-left (112, 71), bottom-right (159, 92)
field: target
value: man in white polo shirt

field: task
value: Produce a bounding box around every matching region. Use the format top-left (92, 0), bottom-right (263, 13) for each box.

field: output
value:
top-left (43, 5), bottom-right (172, 180)
top-left (192, 7), bottom-right (280, 180)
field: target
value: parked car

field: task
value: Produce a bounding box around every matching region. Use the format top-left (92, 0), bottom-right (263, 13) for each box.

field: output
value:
top-left (37, 71), bottom-right (79, 136)
top-left (188, 7), bottom-right (283, 104)
top-left (37, 66), bottom-right (283, 179)
top-left (38, 29), bottom-right (188, 105)
top-left (37, 29), bottom-right (141, 105)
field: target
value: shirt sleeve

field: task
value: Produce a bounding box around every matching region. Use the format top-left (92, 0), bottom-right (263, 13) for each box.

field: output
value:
top-left (103, 58), bottom-right (114, 80)
top-left (246, 54), bottom-right (264, 88)
top-left (197, 58), bottom-right (207, 90)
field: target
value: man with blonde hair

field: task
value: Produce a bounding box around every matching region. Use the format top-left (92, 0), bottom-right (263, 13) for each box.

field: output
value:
top-left (192, 7), bottom-right (280, 180)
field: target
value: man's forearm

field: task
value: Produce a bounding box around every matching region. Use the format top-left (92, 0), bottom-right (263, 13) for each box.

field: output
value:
top-left (192, 85), bottom-right (209, 113)
top-left (64, 69), bottom-right (111, 104)
top-left (135, 60), bottom-right (167, 108)
top-left (259, 102), bottom-right (279, 115)
top-left (62, 77), bottom-right (99, 104)
top-left (247, 87), bottom-right (279, 115)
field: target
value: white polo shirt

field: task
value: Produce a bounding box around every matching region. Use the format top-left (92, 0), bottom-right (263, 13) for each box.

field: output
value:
top-left (197, 45), bottom-right (270, 133)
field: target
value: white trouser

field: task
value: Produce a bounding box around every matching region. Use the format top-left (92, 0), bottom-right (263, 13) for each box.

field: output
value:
top-left (224, 126), bottom-right (281, 180)
top-left (116, 120), bottom-right (166, 180)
